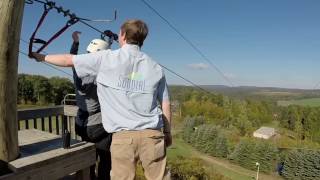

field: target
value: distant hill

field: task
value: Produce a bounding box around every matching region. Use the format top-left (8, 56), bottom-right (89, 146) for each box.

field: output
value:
top-left (169, 85), bottom-right (320, 101)
top-left (201, 85), bottom-right (320, 101)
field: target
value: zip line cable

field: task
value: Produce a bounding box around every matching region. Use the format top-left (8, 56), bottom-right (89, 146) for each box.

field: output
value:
top-left (139, 0), bottom-right (235, 87)
top-left (159, 64), bottom-right (212, 94)
top-left (25, 0), bottom-right (118, 54)
top-left (26, 0), bottom-right (117, 25)
top-left (26, 0), bottom-right (117, 23)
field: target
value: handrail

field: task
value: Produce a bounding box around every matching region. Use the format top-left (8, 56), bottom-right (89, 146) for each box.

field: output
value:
top-left (17, 105), bottom-right (78, 136)
top-left (61, 93), bottom-right (76, 105)
top-left (18, 105), bottom-right (64, 120)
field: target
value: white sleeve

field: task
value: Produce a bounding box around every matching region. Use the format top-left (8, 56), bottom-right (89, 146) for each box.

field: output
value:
top-left (72, 50), bottom-right (109, 78)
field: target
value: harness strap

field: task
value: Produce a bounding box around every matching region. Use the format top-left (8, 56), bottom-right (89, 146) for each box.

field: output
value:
top-left (29, 2), bottom-right (79, 57)
top-left (33, 38), bottom-right (47, 44)
top-left (29, 6), bottom-right (50, 57)
top-left (36, 18), bottom-right (79, 53)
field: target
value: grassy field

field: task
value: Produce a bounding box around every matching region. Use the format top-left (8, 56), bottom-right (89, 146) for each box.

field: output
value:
top-left (278, 98), bottom-right (320, 107)
top-left (167, 138), bottom-right (283, 180)
top-left (253, 91), bottom-right (301, 97)
top-left (167, 138), bottom-right (248, 180)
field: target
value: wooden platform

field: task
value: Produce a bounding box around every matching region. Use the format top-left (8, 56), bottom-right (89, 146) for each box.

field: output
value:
top-left (0, 129), bottom-right (95, 180)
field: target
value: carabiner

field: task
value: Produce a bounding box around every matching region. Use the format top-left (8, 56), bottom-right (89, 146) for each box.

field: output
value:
top-left (101, 30), bottom-right (118, 41)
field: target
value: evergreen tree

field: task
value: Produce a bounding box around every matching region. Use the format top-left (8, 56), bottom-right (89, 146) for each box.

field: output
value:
top-left (229, 139), bottom-right (278, 172)
top-left (282, 149), bottom-right (320, 180)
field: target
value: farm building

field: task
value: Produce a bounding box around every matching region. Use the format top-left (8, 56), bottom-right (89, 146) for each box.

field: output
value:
top-left (253, 127), bottom-right (276, 139)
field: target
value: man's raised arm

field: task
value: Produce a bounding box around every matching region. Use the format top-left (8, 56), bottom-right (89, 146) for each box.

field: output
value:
top-left (31, 52), bottom-right (74, 67)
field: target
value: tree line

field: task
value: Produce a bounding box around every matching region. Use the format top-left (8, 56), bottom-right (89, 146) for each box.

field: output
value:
top-left (182, 116), bottom-right (278, 173)
top-left (18, 74), bottom-right (74, 105)
top-left (171, 86), bottom-right (320, 179)
top-left (279, 105), bottom-right (320, 143)
top-left (170, 86), bottom-right (320, 144)
top-left (170, 86), bottom-right (275, 136)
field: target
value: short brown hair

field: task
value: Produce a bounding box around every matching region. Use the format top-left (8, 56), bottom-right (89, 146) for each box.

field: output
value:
top-left (121, 19), bottom-right (148, 47)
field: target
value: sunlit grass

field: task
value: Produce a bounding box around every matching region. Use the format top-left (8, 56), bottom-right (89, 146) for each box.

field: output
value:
top-left (278, 98), bottom-right (320, 107)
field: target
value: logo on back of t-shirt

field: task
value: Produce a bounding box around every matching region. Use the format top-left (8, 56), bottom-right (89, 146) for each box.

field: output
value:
top-left (117, 72), bottom-right (146, 92)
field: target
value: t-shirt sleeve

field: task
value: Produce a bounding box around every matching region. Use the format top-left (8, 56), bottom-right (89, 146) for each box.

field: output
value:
top-left (157, 76), bottom-right (170, 103)
top-left (72, 50), bottom-right (107, 78)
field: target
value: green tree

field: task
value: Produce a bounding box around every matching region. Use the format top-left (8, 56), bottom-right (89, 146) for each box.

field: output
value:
top-left (307, 109), bottom-right (320, 143)
top-left (287, 106), bottom-right (300, 131)
top-left (18, 74), bottom-right (34, 104)
top-left (32, 75), bottom-right (52, 104)
top-left (49, 76), bottom-right (74, 105)
top-left (233, 102), bottom-right (252, 136)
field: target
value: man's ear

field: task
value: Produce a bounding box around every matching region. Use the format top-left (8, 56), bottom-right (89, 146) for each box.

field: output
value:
top-left (122, 32), bottom-right (126, 41)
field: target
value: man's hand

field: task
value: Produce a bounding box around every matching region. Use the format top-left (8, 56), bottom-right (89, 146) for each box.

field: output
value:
top-left (72, 31), bottom-right (81, 43)
top-left (164, 132), bottom-right (172, 147)
top-left (30, 52), bottom-right (45, 62)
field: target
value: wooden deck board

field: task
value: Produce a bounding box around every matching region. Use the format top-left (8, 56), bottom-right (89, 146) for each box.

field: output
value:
top-left (17, 130), bottom-right (80, 157)
top-left (0, 129), bottom-right (95, 180)
top-left (18, 129), bottom-right (59, 146)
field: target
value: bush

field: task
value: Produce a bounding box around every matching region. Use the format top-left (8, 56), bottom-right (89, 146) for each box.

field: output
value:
top-left (169, 156), bottom-right (209, 180)
top-left (182, 120), bottom-right (229, 158)
top-left (229, 138), bottom-right (278, 172)
top-left (282, 149), bottom-right (320, 180)
top-left (135, 156), bottom-right (229, 180)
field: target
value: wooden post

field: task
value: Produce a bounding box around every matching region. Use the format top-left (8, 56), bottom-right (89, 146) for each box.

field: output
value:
top-left (0, 0), bottom-right (25, 174)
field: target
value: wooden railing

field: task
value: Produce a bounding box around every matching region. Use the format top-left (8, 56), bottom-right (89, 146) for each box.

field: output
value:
top-left (17, 105), bottom-right (79, 139)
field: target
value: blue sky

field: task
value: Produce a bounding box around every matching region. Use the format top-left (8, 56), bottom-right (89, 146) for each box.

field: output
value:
top-left (19, 0), bottom-right (320, 89)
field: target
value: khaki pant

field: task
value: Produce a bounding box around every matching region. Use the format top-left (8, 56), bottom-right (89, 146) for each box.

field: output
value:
top-left (110, 129), bottom-right (170, 180)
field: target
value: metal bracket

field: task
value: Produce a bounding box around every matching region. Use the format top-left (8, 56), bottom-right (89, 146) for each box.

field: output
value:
top-left (79, 10), bottom-right (117, 23)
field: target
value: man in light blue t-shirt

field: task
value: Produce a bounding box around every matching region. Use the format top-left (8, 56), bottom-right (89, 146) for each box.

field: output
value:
top-left (70, 31), bottom-right (111, 180)
top-left (31, 19), bottom-right (172, 180)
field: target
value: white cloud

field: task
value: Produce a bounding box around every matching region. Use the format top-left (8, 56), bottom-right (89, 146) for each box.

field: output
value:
top-left (224, 73), bottom-right (237, 79)
top-left (187, 63), bottom-right (209, 70)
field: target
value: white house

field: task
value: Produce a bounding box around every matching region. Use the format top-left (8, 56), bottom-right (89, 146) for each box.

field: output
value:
top-left (253, 127), bottom-right (275, 139)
